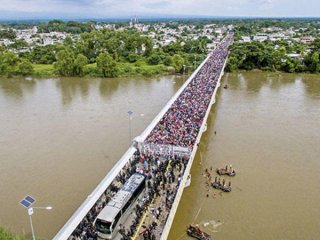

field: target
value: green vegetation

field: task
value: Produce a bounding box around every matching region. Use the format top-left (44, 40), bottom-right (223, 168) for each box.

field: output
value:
top-left (232, 19), bottom-right (320, 41)
top-left (14, 62), bottom-right (169, 78)
top-left (225, 18), bottom-right (320, 73)
top-left (0, 29), bottom-right (16, 40)
top-left (0, 28), bottom-right (206, 78)
top-left (37, 20), bottom-right (94, 34)
top-left (96, 52), bottom-right (118, 77)
top-left (53, 49), bottom-right (88, 77)
top-left (3, 19), bottom-right (319, 78)
top-left (172, 54), bottom-right (185, 73)
top-left (0, 50), bottom-right (33, 77)
top-left (226, 39), bottom-right (320, 73)
top-left (0, 227), bottom-right (27, 240)
top-left (33, 64), bottom-right (55, 77)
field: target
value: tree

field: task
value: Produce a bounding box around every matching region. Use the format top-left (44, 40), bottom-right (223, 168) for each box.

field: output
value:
top-left (0, 45), bottom-right (5, 53)
top-left (73, 54), bottom-right (88, 76)
top-left (271, 47), bottom-right (286, 71)
top-left (163, 42), bottom-right (183, 54)
top-left (31, 45), bottom-right (56, 64)
top-left (8, 39), bottom-right (28, 50)
top-left (312, 39), bottom-right (320, 52)
top-left (54, 49), bottom-right (75, 76)
top-left (96, 52), bottom-right (118, 77)
top-left (283, 59), bottom-right (296, 73)
top-left (0, 51), bottom-right (19, 76)
top-left (144, 38), bottom-right (153, 56)
top-left (226, 56), bottom-right (239, 72)
top-left (63, 36), bottom-right (74, 48)
top-left (17, 59), bottom-right (34, 76)
top-left (0, 29), bottom-right (16, 40)
top-left (305, 52), bottom-right (320, 73)
top-left (163, 55), bottom-right (173, 66)
top-left (147, 54), bottom-right (161, 65)
top-left (172, 54), bottom-right (185, 73)
top-left (127, 53), bottom-right (139, 63)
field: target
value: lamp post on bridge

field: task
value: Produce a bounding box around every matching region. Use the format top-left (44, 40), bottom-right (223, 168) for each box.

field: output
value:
top-left (128, 110), bottom-right (133, 145)
top-left (20, 195), bottom-right (52, 240)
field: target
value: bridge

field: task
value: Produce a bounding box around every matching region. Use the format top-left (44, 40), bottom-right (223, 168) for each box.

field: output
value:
top-left (53, 33), bottom-right (234, 240)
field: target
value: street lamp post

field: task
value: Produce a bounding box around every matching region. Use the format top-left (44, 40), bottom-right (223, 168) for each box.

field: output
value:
top-left (28, 208), bottom-right (35, 240)
top-left (128, 110), bottom-right (133, 145)
top-left (20, 196), bottom-right (52, 240)
top-left (28, 206), bottom-right (52, 240)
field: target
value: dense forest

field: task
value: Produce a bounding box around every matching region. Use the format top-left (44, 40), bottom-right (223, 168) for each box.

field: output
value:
top-left (226, 39), bottom-right (320, 73)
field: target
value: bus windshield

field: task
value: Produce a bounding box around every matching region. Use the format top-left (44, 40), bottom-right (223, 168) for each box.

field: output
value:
top-left (95, 219), bottom-right (112, 234)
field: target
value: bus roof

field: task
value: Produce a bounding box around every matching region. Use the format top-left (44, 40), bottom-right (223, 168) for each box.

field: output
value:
top-left (96, 205), bottom-right (120, 223)
top-left (95, 173), bottom-right (145, 222)
top-left (122, 173), bottom-right (145, 193)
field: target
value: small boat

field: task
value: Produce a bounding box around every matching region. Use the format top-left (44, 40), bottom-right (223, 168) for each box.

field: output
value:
top-left (211, 177), bottom-right (232, 192)
top-left (211, 182), bottom-right (221, 189)
top-left (187, 225), bottom-right (212, 240)
top-left (221, 183), bottom-right (232, 192)
top-left (211, 177), bottom-right (222, 189)
top-left (216, 165), bottom-right (236, 176)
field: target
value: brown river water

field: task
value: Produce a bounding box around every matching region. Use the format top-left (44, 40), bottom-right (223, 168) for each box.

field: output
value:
top-left (0, 72), bottom-right (319, 239)
top-left (169, 72), bottom-right (320, 240)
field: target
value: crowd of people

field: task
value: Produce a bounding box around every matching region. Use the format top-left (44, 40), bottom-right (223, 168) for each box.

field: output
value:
top-left (70, 152), bottom-right (141, 240)
top-left (68, 33), bottom-right (233, 240)
top-left (118, 151), bottom-right (188, 240)
top-left (146, 34), bottom-right (234, 149)
top-left (69, 150), bottom-right (188, 240)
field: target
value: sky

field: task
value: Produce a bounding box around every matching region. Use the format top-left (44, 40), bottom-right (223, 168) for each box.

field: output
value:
top-left (0, 0), bottom-right (320, 20)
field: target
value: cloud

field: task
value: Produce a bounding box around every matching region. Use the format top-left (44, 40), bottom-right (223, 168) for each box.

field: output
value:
top-left (142, 0), bottom-right (171, 9)
top-left (0, 0), bottom-right (319, 19)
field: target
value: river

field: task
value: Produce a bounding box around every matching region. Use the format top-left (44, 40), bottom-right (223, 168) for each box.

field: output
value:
top-left (0, 75), bottom-right (187, 239)
top-left (169, 71), bottom-right (320, 240)
top-left (0, 72), bottom-right (319, 239)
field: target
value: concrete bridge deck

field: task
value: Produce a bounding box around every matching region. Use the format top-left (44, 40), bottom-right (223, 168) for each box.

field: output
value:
top-left (53, 33), bottom-right (233, 240)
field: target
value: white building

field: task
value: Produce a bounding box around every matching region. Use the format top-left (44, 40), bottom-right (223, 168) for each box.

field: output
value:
top-left (241, 36), bottom-right (251, 43)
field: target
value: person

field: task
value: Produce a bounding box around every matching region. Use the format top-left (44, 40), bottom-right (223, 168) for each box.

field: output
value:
top-left (69, 33), bottom-right (234, 240)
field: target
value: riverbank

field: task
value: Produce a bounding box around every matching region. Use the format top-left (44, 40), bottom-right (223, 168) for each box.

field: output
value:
top-left (0, 227), bottom-right (28, 240)
top-left (31, 64), bottom-right (320, 79)
top-left (226, 68), bottom-right (320, 76)
top-left (32, 62), bottom-right (174, 78)
top-left (226, 40), bottom-right (320, 74)
top-left (0, 75), bottom-right (188, 239)
top-left (169, 71), bottom-right (320, 240)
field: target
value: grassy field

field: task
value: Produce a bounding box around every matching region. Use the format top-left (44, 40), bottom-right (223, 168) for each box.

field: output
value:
top-left (0, 227), bottom-right (28, 240)
top-left (32, 64), bottom-right (55, 77)
top-left (31, 61), bottom-right (172, 78)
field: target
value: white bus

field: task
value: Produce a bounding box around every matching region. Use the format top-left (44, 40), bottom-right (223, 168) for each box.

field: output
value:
top-left (94, 173), bottom-right (146, 239)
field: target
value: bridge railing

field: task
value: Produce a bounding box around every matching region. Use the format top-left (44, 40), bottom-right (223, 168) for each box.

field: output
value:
top-left (139, 54), bottom-right (212, 140)
top-left (159, 56), bottom-right (229, 240)
top-left (52, 147), bottom-right (136, 240)
top-left (53, 47), bottom-right (213, 240)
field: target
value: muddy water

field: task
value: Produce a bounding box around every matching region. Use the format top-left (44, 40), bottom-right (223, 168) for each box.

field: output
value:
top-left (1, 72), bottom-right (319, 240)
top-left (0, 75), bottom-right (187, 239)
top-left (169, 72), bottom-right (320, 240)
